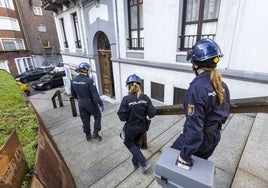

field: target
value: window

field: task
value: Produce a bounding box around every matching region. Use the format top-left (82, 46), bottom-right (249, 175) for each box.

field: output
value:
top-left (60, 18), bottom-right (68, 48)
top-left (38, 24), bottom-right (47, 32)
top-left (151, 82), bottom-right (164, 102)
top-left (42, 40), bottom-right (50, 48)
top-left (127, 0), bottom-right (143, 50)
top-left (2, 39), bottom-right (25, 51)
top-left (0, 0), bottom-right (14, 9)
top-left (180, 0), bottom-right (221, 50)
top-left (72, 13), bottom-right (81, 49)
top-left (0, 18), bottom-right (20, 31)
top-left (173, 87), bottom-right (187, 105)
top-left (33, 6), bottom-right (43, 15)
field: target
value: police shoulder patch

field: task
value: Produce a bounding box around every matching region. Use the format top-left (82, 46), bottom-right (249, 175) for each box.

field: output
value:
top-left (187, 104), bottom-right (195, 115)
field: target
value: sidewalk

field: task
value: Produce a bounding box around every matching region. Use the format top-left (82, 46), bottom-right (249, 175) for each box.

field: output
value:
top-left (29, 88), bottom-right (268, 188)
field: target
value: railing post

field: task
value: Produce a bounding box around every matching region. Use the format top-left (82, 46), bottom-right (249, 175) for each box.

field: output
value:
top-left (57, 90), bottom-right (63, 107)
top-left (141, 132), bottom-right (147, 149)
top-left (52, 93), bottom-right (57, 108)
top-left (69, 97), bottom-right (77, 117)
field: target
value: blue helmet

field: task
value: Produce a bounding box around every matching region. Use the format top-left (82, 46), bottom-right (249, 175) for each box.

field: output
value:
top-left (126, 74), bottom-right (141, 85)
top-left (78, 62), bottom-right (90, 71)
top-left (187, 38), bottom-right (223, 62)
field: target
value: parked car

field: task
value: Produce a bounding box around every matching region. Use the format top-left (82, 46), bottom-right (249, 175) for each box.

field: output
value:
top-left (31, 72), bottom-right (66, 90)
top-left (17, 82), bottom-right (31, 96)
top-left (53, 63), bottom-right (65, 73)
top-left (15, 68), bottom-right (48, 83)
top-left (39, 64), bottom-right (56, 72)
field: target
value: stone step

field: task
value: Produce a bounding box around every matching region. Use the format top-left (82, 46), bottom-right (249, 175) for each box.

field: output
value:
top-left (209, 113), bottom-right (255, 188)
top-left (231, 113), bottom-right (268, 187)
top-left (29, 91), bottom-right (267, 188)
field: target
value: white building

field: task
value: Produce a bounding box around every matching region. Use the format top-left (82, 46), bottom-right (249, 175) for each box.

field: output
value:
top-left (42, 0), bottom-right (268, 104)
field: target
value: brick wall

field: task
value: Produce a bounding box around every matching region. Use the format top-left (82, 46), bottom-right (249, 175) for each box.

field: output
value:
top-left (16, 0), bottom-right (61, 55)
top-left (0, 50), bottom-right (31, 76)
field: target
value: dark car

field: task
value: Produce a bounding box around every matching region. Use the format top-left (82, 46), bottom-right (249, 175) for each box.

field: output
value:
top-left (15, 68), bottom-right (48, 83)
top-left (31, 72), bottom-right (66, 90)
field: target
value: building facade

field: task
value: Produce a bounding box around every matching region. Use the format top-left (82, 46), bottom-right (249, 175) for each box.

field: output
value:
top-left (17, 0), bottom-right (62, 68)
top-left (42, 0), bottom-right (268, 104)
top-left (0, 0), bottom-right (61, 76)
top-left (0, 0), bottom-right (30, 76)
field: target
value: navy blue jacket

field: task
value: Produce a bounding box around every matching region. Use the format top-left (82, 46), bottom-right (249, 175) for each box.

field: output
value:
top-left (179, 71), bottom-right (230, 161)
top-left (117, 93), bottom-right (156, 125)
top-left (71, 74), bottom-right (103, 107)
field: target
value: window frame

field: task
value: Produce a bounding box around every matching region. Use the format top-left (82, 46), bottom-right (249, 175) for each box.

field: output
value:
top-left (59, 18), bottom-right (68, 48)
top-left (1, 38), bottom-right (25, 51)
top-left (0, 0), bottom-right (14, 9)
top-left (38, 24), bottom-right (47, 32)
top-left (179, 0), bottom-right (220, 51)
top-left (33, 6), bottom-right (43, 16)
top-left (127, 0), bottom-right (144, 50)
top-left (72, 12), bottom-right (82, 49)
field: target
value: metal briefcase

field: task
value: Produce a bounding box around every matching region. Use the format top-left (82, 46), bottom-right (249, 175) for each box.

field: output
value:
top-left (154, 147), bottom-right (215, 188)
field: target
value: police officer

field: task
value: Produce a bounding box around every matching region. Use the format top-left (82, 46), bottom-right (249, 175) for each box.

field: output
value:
top-left (171, 38), bottom-right (230, 166)
top-left (117, 74), bottom-right (156, 174)
top-left (71, 62), bottom-right (104, 141)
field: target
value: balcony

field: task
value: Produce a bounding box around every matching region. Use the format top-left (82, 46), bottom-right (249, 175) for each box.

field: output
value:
top-left (41, 0), bottom-right (76, 12)
top-left (127, 37), bottom-right (144, 50)
top-left (179, 34), bottom-right (216, 51)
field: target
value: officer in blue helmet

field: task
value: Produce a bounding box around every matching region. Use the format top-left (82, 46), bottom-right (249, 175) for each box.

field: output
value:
top-left (71, 62), bottom-right (104, 141)
top-left (171, 38), bottom-right (230, 166)
top-left (117, 74), bottom-right (156, 174)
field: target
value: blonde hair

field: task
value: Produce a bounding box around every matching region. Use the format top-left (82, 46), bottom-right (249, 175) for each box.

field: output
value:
top-left (210, 69), bottom-right (224, 105)
top-left (128, 82), bottom-right (143, 98)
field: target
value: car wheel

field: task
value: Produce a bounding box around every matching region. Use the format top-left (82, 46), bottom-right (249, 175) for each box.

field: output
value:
top-left (46, 85), bottom-right (52, 90)
top-left (24, 90), bottom-right (30, 96)
top-left (22, 78), bottom-right (28, 83)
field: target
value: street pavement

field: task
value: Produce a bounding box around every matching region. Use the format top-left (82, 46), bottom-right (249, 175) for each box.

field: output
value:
top-left (28, 87), bottom-right (268, 188)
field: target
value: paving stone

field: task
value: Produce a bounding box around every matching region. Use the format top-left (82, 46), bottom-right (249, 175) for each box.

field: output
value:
top-left (235, 113), bottom-right (268, 183)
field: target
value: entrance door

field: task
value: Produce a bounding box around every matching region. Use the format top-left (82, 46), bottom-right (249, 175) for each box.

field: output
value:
top-left (97, 33), bottom-right (115, 98)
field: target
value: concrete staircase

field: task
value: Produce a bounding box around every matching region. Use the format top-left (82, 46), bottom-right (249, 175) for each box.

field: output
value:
top-left (29, 88), bottom-right (268, 188)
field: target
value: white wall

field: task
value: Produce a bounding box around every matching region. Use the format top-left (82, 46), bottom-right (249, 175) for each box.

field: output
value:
top-left (217, 0), bottom-right (268, 73)
top-left (117, 62), bottom-right (194, 104)
top-left (143, 0), bottom-right (179, 63)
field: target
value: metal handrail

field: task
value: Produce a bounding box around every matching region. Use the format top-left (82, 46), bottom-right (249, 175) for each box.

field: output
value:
top-left (51, 90), bottom-right (63, 108)
top-left (156, 96), bottom-right (268, 115)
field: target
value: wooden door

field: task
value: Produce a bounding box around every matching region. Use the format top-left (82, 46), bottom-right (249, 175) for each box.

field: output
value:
top-left (98, 50), bottom-right (114, 98)
top-left (98, 33), bottom-right (114, 98)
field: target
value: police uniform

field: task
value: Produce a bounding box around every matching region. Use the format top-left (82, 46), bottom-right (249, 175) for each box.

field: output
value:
top-left (171, 71), bottom-right (230, 163)
top-left (117, 93), bottom-right (156, 167)
top-left (71, 74), bottom-right (103, 136)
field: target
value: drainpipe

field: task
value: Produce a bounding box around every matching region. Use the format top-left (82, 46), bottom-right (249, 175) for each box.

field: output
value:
top-left (114, 0), bottom-right (122, 99)
top-left (227, 0), bottom-right (242, 69)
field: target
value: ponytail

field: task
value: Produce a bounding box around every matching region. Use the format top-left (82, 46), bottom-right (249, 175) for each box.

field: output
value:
top-left (128, 82), bottom-right (143, 98)
top-left (210, 69), bottom-right (224, 105)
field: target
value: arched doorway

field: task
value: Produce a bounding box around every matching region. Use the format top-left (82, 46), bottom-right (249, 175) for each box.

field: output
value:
top-left (97, 32), bottom-right (115, 98)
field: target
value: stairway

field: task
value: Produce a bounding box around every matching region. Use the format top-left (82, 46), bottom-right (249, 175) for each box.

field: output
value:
top-left (29, 88), bottom-right (268, 188)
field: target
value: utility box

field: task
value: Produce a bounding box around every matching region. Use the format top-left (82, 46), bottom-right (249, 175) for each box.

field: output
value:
top-left (154, 147), bottom-right (215, 188)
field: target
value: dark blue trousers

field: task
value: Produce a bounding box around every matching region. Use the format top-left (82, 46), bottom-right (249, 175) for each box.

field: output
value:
top-left (123, 125), bottom-right (147, 167)
top-left (171, 129), bottom-right (221, 160)
top-left (78, 98), bottom-right (101, 134)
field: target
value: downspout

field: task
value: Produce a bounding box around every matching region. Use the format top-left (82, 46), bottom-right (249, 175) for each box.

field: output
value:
top-left (227, 0), bottom-right (242, 69)
top-left (114, 0), bottom-right (122, 99)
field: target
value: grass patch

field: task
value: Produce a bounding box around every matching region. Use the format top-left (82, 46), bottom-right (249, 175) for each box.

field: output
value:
top-left (0, 70), bottom-right (38, 187)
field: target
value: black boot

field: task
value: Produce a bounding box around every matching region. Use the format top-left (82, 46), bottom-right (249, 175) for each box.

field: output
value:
top-left (86, 132), bottom-right (91, 141)
top-left (92, 132), bottom-right (102, 141)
